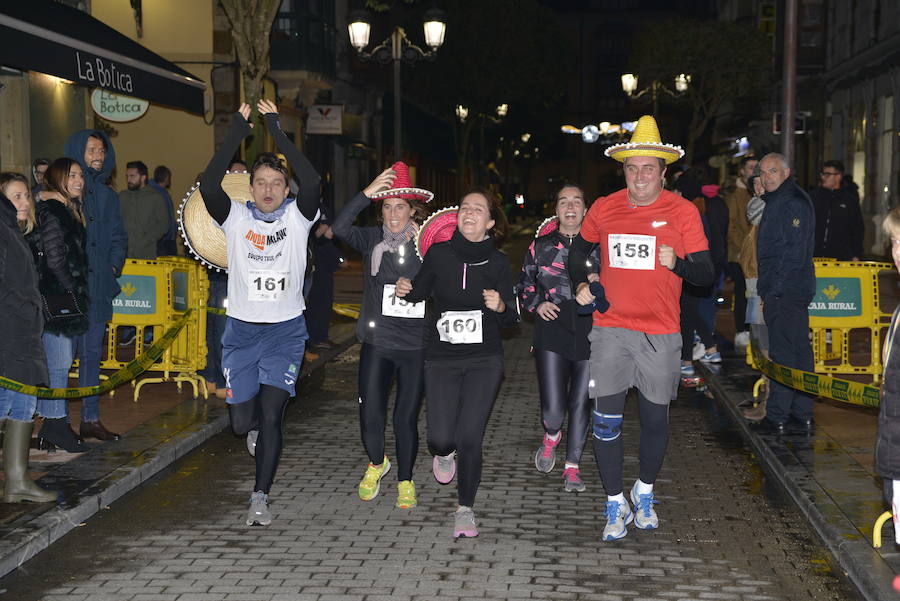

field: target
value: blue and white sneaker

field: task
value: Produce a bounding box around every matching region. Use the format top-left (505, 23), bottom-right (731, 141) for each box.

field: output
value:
top-left (630, 482), bottom-right (659, 529)
top-left (602, 499), bottom-right (633, 541)
top-left (680, 364), bottom-right (696, 377)
top-left (699, 351), bottom-right (722, 363)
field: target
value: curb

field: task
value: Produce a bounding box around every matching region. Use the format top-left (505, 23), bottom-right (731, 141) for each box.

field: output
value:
top-left (0, 335), bottom-right (357, 579)
top-left (700, 362), bottom-right (898, 601)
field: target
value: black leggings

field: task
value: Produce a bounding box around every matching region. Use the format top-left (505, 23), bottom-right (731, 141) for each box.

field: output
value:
top-left (680, 293), bottom-right (715, 361)
top-left (534, 349), bottom-right (590, 465)
top-left (228, 384), bottom-right (291, 494)
top-left (358, 343), bottom-right (424, 481)
top-left (592, 390), bottom-right (669, 496)
top-left (425, 355), bottom-right (504, 507)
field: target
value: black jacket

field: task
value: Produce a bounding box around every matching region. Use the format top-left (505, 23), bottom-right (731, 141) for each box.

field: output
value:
top-left (810, 185), bottom-right (864, 260)
top-left (26, 200), bottom-right (90, 336)
top-left (757, 177), bottom-right (815, 304)
top-left (332, 192), bottom-right (424, 351)
top-left (877, 308), bottom-right (900, 479)
top-left (0, 194), bottom-right (49, 387)
top-left (405, 229), bottom-right (519, 360)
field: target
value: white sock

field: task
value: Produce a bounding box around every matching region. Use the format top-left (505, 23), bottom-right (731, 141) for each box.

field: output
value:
top-left (546, 430), bottom-right (561, 442)
top-left (634, 479), bottom-right (654, 495)
top-left (607, 493), bottom-right (626, 505)
top-left (564, 462), bottom-right (578, 470)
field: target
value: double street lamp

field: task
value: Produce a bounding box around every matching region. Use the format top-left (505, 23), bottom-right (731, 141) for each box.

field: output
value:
top-left (348, 8), bottom-right (447, 160)
top-left (621, 73), bottom-right (691, 115)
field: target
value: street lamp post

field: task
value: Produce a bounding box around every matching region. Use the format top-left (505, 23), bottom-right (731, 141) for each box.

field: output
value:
top-left (348, 8), bottom-right (446, 161)
top-left (621, 73), bottom-right (691, 115)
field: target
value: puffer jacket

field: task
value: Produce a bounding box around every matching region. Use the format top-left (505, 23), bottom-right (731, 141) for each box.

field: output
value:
top-left (0, 194), bottom-right (49, 387)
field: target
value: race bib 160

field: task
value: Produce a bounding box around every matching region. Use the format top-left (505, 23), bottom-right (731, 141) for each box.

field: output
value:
top-left (436, 310), bottom-right (483, 344)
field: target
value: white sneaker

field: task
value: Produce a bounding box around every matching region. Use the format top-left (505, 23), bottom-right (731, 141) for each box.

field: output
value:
top-left (734, 331), bottom-right (750, 348)
top-left (246, 491), bottom-right (271, 526)
top-left (630, 482), bottom-right (659, 530)
top-left (246, 430), bottom-right (258, 457)
top-left (602, 499), bottom-right (633, 541)
top-left (692, 342), bottom-right (706, 360)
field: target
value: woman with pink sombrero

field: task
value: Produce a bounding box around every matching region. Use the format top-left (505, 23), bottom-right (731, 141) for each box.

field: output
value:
top-left (395, 188), bottom-right (519, 538)
top-left (518, 183), bottom-right (601, 492)
top-left (331, 162), bottom-right (433, 509)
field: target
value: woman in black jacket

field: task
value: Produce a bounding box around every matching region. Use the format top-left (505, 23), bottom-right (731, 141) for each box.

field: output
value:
top-left (332, 163), bottom-right (431, 509)
top-left (396, 189), bottom-right (518, 538)
top-left (27, 158), bottom-right (91, 452)
top-left (0, 173), bottom-right (56, 502)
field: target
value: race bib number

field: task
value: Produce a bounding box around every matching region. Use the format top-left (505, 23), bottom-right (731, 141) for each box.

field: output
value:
top-left (248, 270), bottom-right (289, 301)
top-left (382, 284), bottom-right (425, 318)
top-left (608, 234), bottom-right (656, 270)
top-left (437, 310), bottom-right (483, 344)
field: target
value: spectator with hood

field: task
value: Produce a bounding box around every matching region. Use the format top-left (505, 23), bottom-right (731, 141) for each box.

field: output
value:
top-left (63, 129), bottom-right (128, 441)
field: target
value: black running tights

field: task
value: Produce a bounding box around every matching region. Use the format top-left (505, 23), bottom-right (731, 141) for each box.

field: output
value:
top-left (592, 390), bottom-right (669, 496)
top-left (228, 384), bottom-right (291, 494)
top-left (534, 349), bottom-right (590, 465)
top-left (358, 343), bottom-right (424, 481)
top-left (425, 355), bottom-right (504, 507)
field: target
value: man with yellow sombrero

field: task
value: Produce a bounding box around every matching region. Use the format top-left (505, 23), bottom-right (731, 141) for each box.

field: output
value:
top-left (567, 115), bottom-right (715, 541)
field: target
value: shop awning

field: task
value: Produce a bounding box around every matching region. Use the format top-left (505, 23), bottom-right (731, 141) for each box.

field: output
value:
top-left (0, 1), bottom-right (205, 115)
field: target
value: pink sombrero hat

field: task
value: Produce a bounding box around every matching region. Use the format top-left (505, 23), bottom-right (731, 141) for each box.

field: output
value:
top-left (415, 206), bottom-right (458, 259)
top-left (535, 216), bottom-right (559, 238)
top-left (368, 161), bottom-right (435, 203)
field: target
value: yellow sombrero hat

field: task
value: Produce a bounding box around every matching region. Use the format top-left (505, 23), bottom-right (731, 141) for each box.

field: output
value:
top-left (178, 171), bottom-right (251, 271)
top-left (604, 115), bottom-right (684, 164)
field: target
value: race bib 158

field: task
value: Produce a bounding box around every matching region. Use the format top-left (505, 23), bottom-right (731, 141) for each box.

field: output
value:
top-left (607, 234), bottom-right (656, 270)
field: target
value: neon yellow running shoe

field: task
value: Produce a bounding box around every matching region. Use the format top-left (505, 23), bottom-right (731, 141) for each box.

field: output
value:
top-left (358, 456), bottom-right (391, 501)
top-left (396, 480), bottom-right (417, 509)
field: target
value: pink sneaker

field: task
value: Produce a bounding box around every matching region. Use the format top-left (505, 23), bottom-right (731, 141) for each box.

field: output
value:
top-left (534, 432), bottom-right (561, 473)
top-left (563, 466), bottom-right (585, 492)
top-left (433, 453), bottom-right (456, 484)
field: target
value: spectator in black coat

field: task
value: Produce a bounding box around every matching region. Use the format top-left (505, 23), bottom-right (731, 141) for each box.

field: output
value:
top-left (810, 160), bottom-right (864, 260)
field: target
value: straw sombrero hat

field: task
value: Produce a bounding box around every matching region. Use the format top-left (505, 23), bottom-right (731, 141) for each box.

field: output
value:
top-left (415, 206), bottom-right (458, 259)
top-left (605, 115), bottom-right (684, 164)
top-left (535, 216), bottom-right (559, 238)
top-left (368, 161), bottom-right (434, 203)
top-left (178, 171), bottom-right (251, 271)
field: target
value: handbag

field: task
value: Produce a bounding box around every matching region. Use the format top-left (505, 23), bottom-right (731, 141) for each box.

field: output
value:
top-left (40, 289), bottom-right (84, 321)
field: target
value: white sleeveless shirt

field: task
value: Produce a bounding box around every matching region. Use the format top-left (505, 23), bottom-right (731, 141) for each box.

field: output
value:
top-left (218, 202), bottom-right (319, 323)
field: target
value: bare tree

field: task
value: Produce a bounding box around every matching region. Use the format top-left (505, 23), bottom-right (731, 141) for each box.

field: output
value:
top-left (220, 0), bottom-right (281, 110)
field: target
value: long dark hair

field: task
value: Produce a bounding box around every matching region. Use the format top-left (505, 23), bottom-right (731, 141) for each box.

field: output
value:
top-left (44, 158), bottom-right (85, 225)
top-left (462, 187), bottom-right (509, 247)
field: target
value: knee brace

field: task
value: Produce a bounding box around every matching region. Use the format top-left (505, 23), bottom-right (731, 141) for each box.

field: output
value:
top-left (592, 411), bottom-right (623, 442)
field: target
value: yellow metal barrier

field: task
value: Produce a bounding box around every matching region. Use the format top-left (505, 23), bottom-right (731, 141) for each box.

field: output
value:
top-left (808, 260), bottom-right (896, 384)
top-left (873, 510), bottom-right (893, 548)
top-left (104, 257), bottom-right (209, 401)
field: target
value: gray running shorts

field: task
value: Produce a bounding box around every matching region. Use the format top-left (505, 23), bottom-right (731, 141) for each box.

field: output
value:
top-left (587, 326), bottom-right (682, 404)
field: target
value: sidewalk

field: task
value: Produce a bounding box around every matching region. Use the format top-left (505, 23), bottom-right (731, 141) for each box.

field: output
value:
top-left (699, 354), bottom-right (897, 601)
top-left (0, 318), bottom-right (358, 579)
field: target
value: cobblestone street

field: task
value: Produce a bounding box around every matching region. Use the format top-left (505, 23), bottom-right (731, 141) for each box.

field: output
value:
top-left (0, 325), bottom-right (861, 601)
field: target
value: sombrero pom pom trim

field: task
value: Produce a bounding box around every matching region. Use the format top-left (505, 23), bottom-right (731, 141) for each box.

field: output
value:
top-left (415, 205), bottom-right (459, 260)
top-left (535, 216), bottom-right (559, 239)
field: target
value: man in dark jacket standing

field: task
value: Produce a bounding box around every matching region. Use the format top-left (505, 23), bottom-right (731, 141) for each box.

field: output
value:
top-left (64, 130), bottom-right (128, 441)
top-left (810, 160), bottom-right (864, 260)
top-left (756, 152), bottom-right (816, 434)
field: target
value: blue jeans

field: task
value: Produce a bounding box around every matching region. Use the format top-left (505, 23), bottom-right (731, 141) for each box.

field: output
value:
top-left (198, 277), bottom-right (227, 387)
top-left (37, 331), bottom-right (76, 419)
top-left (0, 388), bottom-right (36, 421)
top-left (74, 319), bottom-right (107, 423)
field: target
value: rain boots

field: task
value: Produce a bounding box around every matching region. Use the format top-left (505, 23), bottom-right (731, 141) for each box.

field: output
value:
top-left (3, 419), bottom-right (57, 503)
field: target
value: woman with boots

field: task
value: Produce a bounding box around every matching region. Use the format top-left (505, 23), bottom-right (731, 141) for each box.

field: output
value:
top-left (0, 172), bottom-right (57, 502)
top-left (27, 159), bottom-right (92, 452)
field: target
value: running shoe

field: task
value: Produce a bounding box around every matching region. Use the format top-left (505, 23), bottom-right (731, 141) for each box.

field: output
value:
top-left (432, 452), bottom-right (456, 484)
top-left (680, 364), bottom-right (696, 377)
top-left (358, 456), bottom-right (391, 501)
top-left (734, 331), bottom-right (750, 348)
top-left (454, 506), bottom-right (478, 538)
top-left (246, 429), bottom-right (258, 457)
top-left (602, 499), bottom-right (633, 541)
top-left (563, 466), bottom-right (585, 492)
top-left (534, 432), bottom-right (561, 473)
top-left (692, 341), bottom-right (706, 360)
top-left (699, 351), bottom-right (722, 363)
top-left (629, 482), bottom-right (659, 530)
top-left (396, 480), bottom-right (417, 509)
top-left (246, 491), bottom-right (271, 526)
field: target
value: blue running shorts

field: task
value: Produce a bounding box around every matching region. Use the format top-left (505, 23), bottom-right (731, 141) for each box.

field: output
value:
top-left (221, 314), bottom-right (308, 404)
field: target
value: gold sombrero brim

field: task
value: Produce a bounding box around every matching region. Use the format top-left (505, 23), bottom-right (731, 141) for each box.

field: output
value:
top-left (605, 143), bottom-right (684, 164)
top-left (178, 171), bottom-right (252, 271)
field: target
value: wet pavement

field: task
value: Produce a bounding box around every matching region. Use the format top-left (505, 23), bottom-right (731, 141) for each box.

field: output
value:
top-left (0, 323), bottom-right (862, 601)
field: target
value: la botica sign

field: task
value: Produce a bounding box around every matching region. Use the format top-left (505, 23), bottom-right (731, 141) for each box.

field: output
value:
top-left (91, 88), bottom-right (149, 122)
